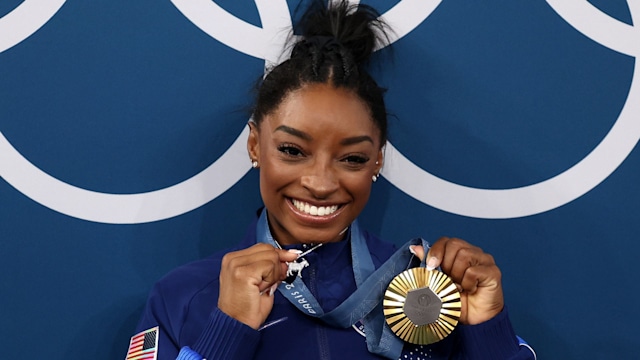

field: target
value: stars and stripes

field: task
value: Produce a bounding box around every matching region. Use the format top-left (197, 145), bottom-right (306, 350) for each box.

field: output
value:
top-left (126, 326), bottom-right (158, 360)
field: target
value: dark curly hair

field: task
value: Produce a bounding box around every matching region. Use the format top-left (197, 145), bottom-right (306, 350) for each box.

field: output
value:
top-left (252, 0), bottom-right (391, 147)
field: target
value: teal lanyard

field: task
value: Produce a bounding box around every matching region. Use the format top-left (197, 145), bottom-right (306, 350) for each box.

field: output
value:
top-left (256, 210), bottom-right (429, 359)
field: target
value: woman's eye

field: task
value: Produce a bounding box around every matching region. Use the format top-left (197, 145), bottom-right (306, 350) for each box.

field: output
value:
top-left (343, 155), bottom-right (369, 164)
top-left (277, 145), bottom-right (303, 157)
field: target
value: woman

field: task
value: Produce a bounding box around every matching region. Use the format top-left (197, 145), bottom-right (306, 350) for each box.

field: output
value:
top-left (127, 1), bottom-right (535, 359)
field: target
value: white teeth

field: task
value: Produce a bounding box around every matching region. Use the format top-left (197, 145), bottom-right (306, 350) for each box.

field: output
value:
top-left (292, 199), bottom-right (339, 216)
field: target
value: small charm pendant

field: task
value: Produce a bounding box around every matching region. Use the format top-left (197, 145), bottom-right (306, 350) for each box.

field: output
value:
top-left (284, 258), bottom-right (309, 284)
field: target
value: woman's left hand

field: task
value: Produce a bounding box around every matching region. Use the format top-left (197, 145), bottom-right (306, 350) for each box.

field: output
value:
top-left (410, 237), bottom-right (504, 325)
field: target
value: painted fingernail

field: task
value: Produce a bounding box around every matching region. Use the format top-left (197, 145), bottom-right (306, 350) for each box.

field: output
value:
top-left (269, 283), bottom-right (278, 296)
top-left (426, 257), bottom-right (438, 271)
top-left (288, 249), bottom-right (303, 254)
top-left (408, 245), bottom-right (417, 256)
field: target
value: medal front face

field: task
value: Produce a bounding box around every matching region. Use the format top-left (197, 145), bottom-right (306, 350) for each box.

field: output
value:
top-left (383, 268), bottom-right (461, 345)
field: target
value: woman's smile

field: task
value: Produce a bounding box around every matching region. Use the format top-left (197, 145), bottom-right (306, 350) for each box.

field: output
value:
top-left (290, 198), bottom-right (340, 217)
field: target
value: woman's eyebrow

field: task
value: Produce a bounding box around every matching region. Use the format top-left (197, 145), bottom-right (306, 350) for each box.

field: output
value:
top-left (274, 125), bottom-right (312, 141)
top-left (274, 125), bottom-right (373, 146)
top-left (341, 135), bottom-right (374, 146)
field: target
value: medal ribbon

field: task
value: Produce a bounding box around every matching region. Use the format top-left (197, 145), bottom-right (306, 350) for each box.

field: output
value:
top-left (256, 210), bottom-right (430, 359)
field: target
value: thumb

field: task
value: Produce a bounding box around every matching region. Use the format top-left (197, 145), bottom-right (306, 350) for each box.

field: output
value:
top-left (409, 245), bottom-right (440, 270)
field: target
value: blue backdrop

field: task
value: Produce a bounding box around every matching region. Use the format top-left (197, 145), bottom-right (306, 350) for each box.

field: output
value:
top-left (1, 1), bottom-right (638, 359)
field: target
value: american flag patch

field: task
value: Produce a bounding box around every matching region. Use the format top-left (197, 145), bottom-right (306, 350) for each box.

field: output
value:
top-left (126, 326), bottom-right (158, 360)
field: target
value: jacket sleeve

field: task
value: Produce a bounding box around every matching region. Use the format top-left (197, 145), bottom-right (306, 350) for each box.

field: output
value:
top-left (135, 281), bottom-right (261, 360)
top-left (132, 282), bottom-right (181, 360)
top-left (454, 307), bottom-right (536, 360)
top-left (179, 308), bottom-right (261, 360)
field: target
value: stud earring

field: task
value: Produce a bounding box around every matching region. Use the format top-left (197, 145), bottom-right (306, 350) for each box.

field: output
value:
top-left (372, 174), bottom-right (378, 182)
top-left (252, 160), bottom-right (259, 168)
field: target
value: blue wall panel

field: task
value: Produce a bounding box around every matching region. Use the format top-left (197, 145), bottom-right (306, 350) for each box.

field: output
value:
top-left (1, 1), bottom-right (638, 359)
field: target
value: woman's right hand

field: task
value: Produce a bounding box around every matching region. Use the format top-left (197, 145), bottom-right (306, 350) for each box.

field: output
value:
top-left (218, 243), bottom-right (299, 329)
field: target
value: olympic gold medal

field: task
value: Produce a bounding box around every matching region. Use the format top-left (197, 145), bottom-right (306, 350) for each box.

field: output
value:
top-left (383, 268), bottom-right (461, 345)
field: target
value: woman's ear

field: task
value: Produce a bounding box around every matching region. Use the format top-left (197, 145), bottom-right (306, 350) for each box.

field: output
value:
top-left (247, 121), bottom-right (260, 163)
top-left (375, 146), bottom-right (384, 175)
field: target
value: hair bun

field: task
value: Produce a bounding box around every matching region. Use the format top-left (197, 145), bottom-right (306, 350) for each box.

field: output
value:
top-left (292, 0), bottom-right (389, 66)
top-left (253, 0), bottom-right (391, 147)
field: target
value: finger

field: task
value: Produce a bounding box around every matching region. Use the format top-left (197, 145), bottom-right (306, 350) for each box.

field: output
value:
top-left (426, 237), bottom-right (462, 272)
top-left (233, 259), bottom-right (281, 289)
top-left (259, 282), bottom-right (280, 296)
top-left (447, 249), bottom-right (494, 285)
top-left (223, 249), bottom-right (286, 287)
top-left (409, 244), bottom-right (425, 261)
top-left (278, 248), bottom-right (302, 262)
top-left (237, 249), bottom-right (300, 290)
top-left (409, 244), bottom-right (441, 270)
top-left (425, 237), bottom-right (446, 264)
top-left (222, 246), bottom-right (279, 270)
top-left (223, 245), bottom-right (296, 274)
top-left (221, 243), bottom-right (279, 267)
top-left (459, 264), bottom-right (502, 295)
top-left (436, 238), bottom-right (481, 276)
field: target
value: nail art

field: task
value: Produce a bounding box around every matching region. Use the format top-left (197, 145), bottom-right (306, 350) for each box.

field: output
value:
top-left (426, 257), bottom-right (439, 271)
top-left (269, 282), bottom-right (278, 296)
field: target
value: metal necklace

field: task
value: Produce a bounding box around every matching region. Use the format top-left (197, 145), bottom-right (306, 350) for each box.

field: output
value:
top-left (275, 241), bottom-right (324, 283)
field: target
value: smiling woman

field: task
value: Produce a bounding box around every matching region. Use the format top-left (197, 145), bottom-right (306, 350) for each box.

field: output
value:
top-left (127, 1), bottom-right (535, 359)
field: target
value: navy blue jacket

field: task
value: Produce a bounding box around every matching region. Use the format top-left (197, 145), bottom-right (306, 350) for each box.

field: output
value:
top-left (133, 218), bottom-right (536, 359)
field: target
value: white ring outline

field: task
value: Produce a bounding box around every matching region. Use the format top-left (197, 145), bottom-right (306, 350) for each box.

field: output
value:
top-left (380, 0), bottom-right (640, 218)
top-left (169, 0), bottom-right (442, 63)
top-left (0, 0), bottom-right (637, 222)
top-left (0, 0), bottom-right (439, 224)
top-left (0, 127), bottom-right (252, 223)
top-left (0, 0), bottom-right (66, 54)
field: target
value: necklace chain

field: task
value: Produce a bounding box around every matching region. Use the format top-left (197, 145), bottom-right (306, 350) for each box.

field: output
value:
top-left (273, 241), bottom-right (324, 259)
top-left (297, 243), bottom-right (323, 258)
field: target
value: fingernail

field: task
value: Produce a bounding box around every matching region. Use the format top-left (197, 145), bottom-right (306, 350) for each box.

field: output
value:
top-left (408, 245), bottom-right (417, 256)
top-left (269, 283), bottom-right (278, 296)
top-left (426, 257), bottom-right (438, 271)
top-left (288, 249), bottom-right (303, 254)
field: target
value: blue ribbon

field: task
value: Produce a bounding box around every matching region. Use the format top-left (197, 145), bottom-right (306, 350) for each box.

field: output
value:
top-left (256, 210), bottom-right (430, 359)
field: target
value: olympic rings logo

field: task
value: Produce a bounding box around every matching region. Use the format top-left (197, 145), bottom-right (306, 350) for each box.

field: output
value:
top-left (0, 0), bottom-right (638, 223)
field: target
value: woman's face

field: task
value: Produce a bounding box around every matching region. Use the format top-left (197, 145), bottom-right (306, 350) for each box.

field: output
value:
top-left (248, 83), bottom-right (384, 245)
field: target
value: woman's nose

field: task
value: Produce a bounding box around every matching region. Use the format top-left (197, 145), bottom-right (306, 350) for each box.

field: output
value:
top-left (300, 162), bottom-right (339, 199)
